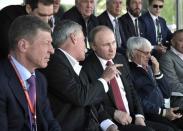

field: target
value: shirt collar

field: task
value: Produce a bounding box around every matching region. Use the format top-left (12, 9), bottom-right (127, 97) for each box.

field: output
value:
top-left (149, 10), bottom-right (158, 21)
top-left (58, 48), bottom-right (82, 75)
top-left (128, 12), bottom-right (138, 21)
top-left (171, 46), bottom-right (183, 59)
top-left (95, 53), bottom-right (113, 69)
top-left (11, 56), bottom-right (34, 82)
top-left (107, 11), bottom-right (117, 22)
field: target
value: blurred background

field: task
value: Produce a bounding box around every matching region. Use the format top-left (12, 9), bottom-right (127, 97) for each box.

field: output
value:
top-left (0, 0), bottom-right (182, 31)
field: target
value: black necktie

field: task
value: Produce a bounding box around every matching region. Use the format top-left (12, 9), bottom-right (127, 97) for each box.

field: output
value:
top-left (134, 18), bottom-right (139, 36)
top-left (114, 18), bottom-right (121, 48)
top-left (156, 18), bottom-right (162, 44)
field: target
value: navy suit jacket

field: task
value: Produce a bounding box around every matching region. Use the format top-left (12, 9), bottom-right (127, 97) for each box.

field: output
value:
top-left (82, 52), bottom-right (144, 118)
top-left (140, 11), bottom-right (172, 47)
top-left (119, 13), bottom-right (145, 41)
top-left (0, 60), bottom-right (61, 131)
top-left (97, 11), bottom-right (126, 51)
top-left (129, 62), bottom-right (171, 114)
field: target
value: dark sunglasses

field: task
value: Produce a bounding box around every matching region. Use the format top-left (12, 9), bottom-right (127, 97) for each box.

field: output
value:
top-left (153, 4), bottom-right (163, 8)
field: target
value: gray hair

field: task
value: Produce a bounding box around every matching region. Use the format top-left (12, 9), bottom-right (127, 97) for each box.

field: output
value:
top-left (9, 15), bottom-right (51, 50)
top-left (126, 37), bottom-right (152, 60)
top-left (53, 20), bottom-right (82, 48)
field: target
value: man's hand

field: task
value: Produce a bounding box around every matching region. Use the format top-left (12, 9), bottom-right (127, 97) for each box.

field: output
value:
top-left (135, 117), bottom-right (146, 126)
top-left (165, 107), bottom-right (182, 121)
top-left (102, 64), bottom-right (123, 82)
top-left (150, 56), bottom-right (160, 75)
top-left (114, 110), bottom-right (132, 125)
top-left (106, 124), bottom-right (119, 131)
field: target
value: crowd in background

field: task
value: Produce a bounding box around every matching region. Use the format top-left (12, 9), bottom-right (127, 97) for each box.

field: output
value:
top-left (0, 0), bottom-right (183, 131)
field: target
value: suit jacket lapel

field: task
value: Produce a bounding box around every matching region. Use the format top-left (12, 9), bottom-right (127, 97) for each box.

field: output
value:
top-left (55, 49), bottom-right (81, 82)
top-left (35, 74), bottom-right (46, 131)
top-left (126, 13), bottom-right (136, 36)
top-left (4, 60), bottom-right (29, 116)
top-left (90, 53), bottom-right (116, 103)
top-left (170, 50), bottom-right (183, 68)
top-left (104, 11), bottom-right (114, 31)
top-left (148, 12), bottom-right (156, 44)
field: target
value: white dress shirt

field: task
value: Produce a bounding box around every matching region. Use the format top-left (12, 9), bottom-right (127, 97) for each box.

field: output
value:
top-left (171, 46), bottom-right (183, 61)
top-left (58, 48), bottom-right (109, 92)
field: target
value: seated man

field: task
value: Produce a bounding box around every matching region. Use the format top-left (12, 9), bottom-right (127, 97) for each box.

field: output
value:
top-left (0, 0), bottom-right (53, 59)
top-left (82, 25), bottom-right (172, 131)
top-left (139, 0), bottom-right (172, 59)
top-left (159, 29), bottom-right (183, 108)
top-left (97, 0), bottom-right (126, 51)
top-left (0, 15), bottom-right (61, 131)
top-left (61, 0), bottom-right (99, 50)
top-left (42, 20), bottom-right (121, 131)
top-left (126, 36), bottom-right (183, 130)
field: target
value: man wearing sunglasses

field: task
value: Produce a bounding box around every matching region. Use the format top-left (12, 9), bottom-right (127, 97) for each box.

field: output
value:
top-left (140, 0), bottom-right (172, 59)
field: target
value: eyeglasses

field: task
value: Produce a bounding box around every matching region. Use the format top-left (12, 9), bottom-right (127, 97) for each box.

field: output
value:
top-left (153, 4), bottom-right (163, 9)
top-left (136, 49), bottom-right (151, 55)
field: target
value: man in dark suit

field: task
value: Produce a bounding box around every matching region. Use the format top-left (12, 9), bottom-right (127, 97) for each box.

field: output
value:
top-left (140, 0), bottom-right (172, 58)
top-left (126, 36), bottom-right (183, 130)
top-left (42, 20), bottom-right (123, 131)
top-left (119, 0), bottom-right (145, 40)
top-left (81, 25), bottom-right (169, 131)
top-left (49, 0), bottom-right (64, 32)
top-left (61, 0), bottom-right (98, 51)
top-left (0, 0), bottom-right (54, 59)
top-left (97, 0), bottom-right (126, 53)
top-left (0, 15), bottom-right (61, 131)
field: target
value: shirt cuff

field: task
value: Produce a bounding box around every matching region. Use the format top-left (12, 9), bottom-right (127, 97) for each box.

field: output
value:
top-left (100, 119), bottom-right (114, 131)
top-left (155, 73), bottom-right (163, 79)
top-left (159, 108), bottom-right (166, 116)
top-left (135, 114), bottom-right (145, 119)
top-left (98, 78), bottom-right (109, 92)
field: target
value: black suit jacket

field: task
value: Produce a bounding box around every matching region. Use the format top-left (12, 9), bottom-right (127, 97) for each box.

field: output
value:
top-left (0, 60), bottom-right (61, 131)
top-left (82, 52), bottom-right (143, 118)
top-left (129, 62), bottom-right (171, 114)
top-left (61, 6), bottom-right (99, 44)
top-left (97, 11), bottom-right (126, 51)
top-left (119, 13), bottom-right (145, 41)
top-left (0, 5), bottom-right (27, 59)
top-left (42, 49), bottom-right (108, 131)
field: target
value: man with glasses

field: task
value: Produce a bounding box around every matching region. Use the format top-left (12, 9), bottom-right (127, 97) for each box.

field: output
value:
top-left (127, 36), bottom-right (183, 131)
top-left (140, 0), bottom-right (172, 59)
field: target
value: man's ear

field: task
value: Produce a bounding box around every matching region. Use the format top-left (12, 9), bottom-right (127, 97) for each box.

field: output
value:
top-left (70, 33), bottom-right (77, 44)
top-left (171, 39), bottom-right (175, 46)
top-left (91, 43), bottom-right (96, 51)
top-left (17, 39), bottom-right (29, 53)
top-left (25, 4), bottom-right (32, 14)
